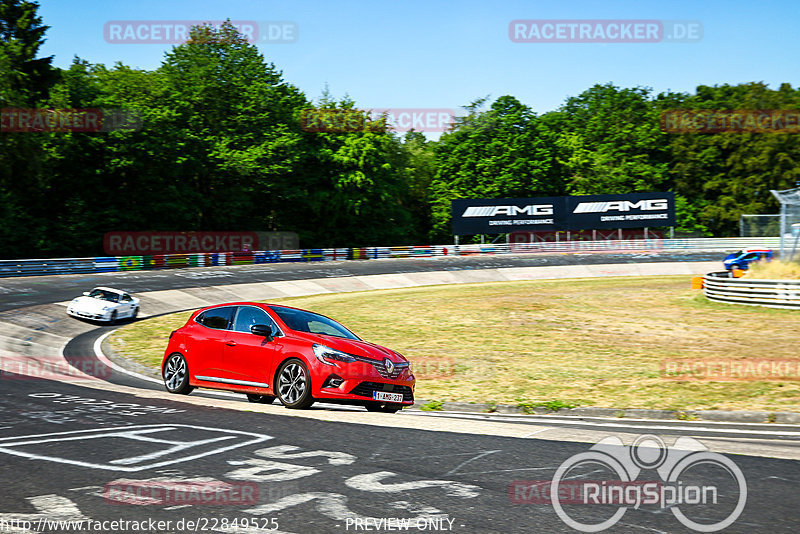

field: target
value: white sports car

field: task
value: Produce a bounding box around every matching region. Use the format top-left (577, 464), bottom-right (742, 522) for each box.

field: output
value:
top-left (66, 287), bottom-right (139, 323)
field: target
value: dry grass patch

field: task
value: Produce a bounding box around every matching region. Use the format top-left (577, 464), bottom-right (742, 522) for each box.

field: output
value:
top-left (109, 310), bottom-right (193, 369)
top-left (108, 276), bottom-right (800, 412)
top-left (743, 260), bottom-right (800, 280)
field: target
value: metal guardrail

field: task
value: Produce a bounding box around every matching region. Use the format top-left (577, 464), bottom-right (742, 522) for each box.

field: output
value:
top-left (506, 236), bottom-right (780, 253)
top-left (0, 237), bottom-right (779, 278)
top-left (703, 271), bottom-right (800, 309)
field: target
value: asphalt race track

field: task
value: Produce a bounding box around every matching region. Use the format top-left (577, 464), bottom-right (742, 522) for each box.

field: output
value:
top-left (0, 251), bottom-right (721, 312)
top-left (1, 252), bottom-right (799, 533)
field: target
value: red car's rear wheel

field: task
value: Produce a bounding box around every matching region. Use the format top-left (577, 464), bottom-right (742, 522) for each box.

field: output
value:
top-left (163, 353), bottom-right (193, 395)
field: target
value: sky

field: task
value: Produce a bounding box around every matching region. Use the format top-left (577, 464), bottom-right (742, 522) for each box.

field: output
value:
top-left (35, 0), bottom-right (800, 117)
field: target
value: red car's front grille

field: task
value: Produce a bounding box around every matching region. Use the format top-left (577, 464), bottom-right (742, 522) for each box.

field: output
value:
top-left (349, 354), bottom-right (409, 379)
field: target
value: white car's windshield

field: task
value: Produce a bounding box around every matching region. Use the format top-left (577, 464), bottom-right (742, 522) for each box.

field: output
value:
top-left (88, 289), bottom-right (119, 303)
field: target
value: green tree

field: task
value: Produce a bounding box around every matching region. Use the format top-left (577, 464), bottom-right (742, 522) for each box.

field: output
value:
top-left (156, 21), bottom-right (308, 231)
top-left (0, 0), bottom-right (58, 257)
top-left (666, 83), bottom-right (800, 235)
top-left (428, 96), bottom-right (562, 241)
top-left (400, 130), bottom-right (437, 242)
top-left (291, 93), bottom-right (416, 246)
top-left (0, 0), bottom-right (57, 104)
top-left (546, 83), bottom-right (670, 195)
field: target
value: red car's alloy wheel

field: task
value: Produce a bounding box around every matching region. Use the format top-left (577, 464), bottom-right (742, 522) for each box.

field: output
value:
top-left (163, 353), bottom-right (193, 394)
top-left (276, 359), bottom-right (314, 409)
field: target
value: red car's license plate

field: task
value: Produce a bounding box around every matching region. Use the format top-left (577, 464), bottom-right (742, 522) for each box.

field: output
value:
top-left (373, 391), bottom-right (403, 403)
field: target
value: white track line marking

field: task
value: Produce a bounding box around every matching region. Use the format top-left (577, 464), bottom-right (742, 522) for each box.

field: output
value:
top-left (90, 331), bottom-right (240, 399)
top-left (0, 425), bottom-right (273, 472)
top-left (406, 411), bottom-right (800, 437)
top-left (88, 335), bottom-right (800, 437)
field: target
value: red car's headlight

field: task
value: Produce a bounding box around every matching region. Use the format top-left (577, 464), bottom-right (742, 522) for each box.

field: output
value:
top-left (313, 344), bottom-right (356, 366)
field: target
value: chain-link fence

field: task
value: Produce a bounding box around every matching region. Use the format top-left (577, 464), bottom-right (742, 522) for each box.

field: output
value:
top-left (770, 188), bottom-right (800, 260)
top-left (740, 214), bottom-right (781, 237)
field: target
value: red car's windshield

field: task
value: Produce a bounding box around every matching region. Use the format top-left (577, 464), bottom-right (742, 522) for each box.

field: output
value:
top-left (268, 306), bottom-right (360, 340)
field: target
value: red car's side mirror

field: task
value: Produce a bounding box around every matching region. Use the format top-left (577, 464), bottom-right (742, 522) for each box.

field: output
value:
top-left (250, 324), bottom-right (274, 338)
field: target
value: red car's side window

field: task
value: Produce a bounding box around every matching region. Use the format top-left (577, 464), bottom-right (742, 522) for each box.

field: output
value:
top-left (232, 306), bottom-right (274, 333)
top-left (196, 307), bottom-right (235, 330)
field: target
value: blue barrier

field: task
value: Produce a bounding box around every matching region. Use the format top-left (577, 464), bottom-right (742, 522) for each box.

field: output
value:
top-left (94, 257), bottom-right (119, 273)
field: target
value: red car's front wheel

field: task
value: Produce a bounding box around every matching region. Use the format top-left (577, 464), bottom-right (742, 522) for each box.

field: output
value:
top-left (276, 359), bottom-right (314, 409)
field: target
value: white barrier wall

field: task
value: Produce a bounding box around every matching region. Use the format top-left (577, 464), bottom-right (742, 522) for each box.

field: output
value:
top-left (704, 272), bottom-right (800, 309)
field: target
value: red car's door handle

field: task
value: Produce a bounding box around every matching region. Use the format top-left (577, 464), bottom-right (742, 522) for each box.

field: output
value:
top-left (225, 341), bottom-right (237, 347)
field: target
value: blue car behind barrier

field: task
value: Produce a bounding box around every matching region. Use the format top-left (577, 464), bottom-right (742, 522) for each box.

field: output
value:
top-left (723, 249), bottom-right (773, 271)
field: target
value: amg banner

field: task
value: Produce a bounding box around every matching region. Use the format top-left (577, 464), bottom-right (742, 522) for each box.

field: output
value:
top-left (451, 192), bottom-right (675, 235)
top-left (451, 196), bottom-right (564, 235)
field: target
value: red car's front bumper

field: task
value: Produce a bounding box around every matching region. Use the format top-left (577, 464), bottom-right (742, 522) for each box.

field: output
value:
top-left (309, 359), bottom-right (415, 405)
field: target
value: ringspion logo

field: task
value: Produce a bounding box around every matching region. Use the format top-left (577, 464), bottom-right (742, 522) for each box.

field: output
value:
top-left (525, 434), bottom-right (747, 532)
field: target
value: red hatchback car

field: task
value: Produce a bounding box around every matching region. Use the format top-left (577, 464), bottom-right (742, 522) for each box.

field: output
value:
top-left (161, 302), bottom-right (415, 412)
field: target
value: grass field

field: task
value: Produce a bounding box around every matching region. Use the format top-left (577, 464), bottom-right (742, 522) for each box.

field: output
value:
top-left (744, 260), bottom-right (800, 280)
top-left (108, 276), bottom-right (800, 412)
